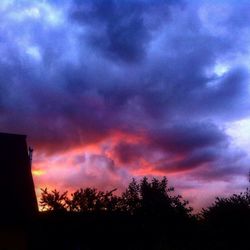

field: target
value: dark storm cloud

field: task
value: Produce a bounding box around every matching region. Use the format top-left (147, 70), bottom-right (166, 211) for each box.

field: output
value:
top-left (191, 149), bottom-right (248, 181)
top-left (0, 0), bottom-right (249, 182)
top-left (156, 148), bottom-right (219, 173)
top-left (70, 0), bottom-right (184, 62)
top-left (112, 121), bottom-right (235, 177)
top-left (149, 122), bottom-right (228, 154)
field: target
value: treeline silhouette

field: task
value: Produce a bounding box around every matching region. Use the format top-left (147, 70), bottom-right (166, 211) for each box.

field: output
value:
top-left (40, 177), bottom-right (192, 217)
top-left (25, 176), bottom-right (250, 250)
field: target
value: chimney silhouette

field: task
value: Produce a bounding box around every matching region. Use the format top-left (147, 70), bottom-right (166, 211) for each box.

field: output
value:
top-left (0, 133), bottom-right (38, 223)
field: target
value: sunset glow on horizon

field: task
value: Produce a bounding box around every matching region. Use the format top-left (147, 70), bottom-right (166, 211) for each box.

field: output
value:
top-left (1, 0), bottom-right (250, 210)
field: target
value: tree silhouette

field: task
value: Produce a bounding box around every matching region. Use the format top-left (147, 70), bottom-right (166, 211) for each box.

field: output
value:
top-left (68, 188), bottom-right (98, 212)
top-left (121, 178), bottom-right (141, 214)
top-left (98, 188), bottom-right (120, 212)
top-left (40, 188), bottom-right (68, 211)
top-left (120, 177), bottom-right (192, 218)
top-left (34, 175), bottom-right (250, 250)
top-left (202, 172), bottom-right (250, 225)
top-left (44, 187), bottom-right (120, 212)
top-left (201, 187), bottom-right (250, 227)
top-left (141, 177), bottom-right (193, 220)
top-left (199, 185), bottom-right (250, 250)
top-left (39, 176), bottom-right (192, 219)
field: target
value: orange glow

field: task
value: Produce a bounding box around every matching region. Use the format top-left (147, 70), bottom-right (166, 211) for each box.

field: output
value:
top-left (31, 130), bottom-right (209, 211)
top-left (32, 169), bottom-right (46, 176)
top-left (111, 130), bottom-right (147, 144)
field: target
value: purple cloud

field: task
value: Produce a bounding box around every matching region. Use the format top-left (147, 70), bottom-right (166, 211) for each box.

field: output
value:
top-left (0, 0), bottom-right (250, 209)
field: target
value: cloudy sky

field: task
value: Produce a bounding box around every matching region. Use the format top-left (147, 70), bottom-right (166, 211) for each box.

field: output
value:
top-left (1, 0), bottom-right (250, 210)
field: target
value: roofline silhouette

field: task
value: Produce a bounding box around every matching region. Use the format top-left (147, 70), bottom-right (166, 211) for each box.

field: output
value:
top-left (0, 132), bottom-right (27, 138)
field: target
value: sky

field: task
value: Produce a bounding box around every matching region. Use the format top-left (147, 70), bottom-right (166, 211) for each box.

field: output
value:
top-left (1, 0), bottom-right (250, 210)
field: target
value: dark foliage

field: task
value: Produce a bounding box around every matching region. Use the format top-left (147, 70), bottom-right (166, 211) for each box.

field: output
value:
top-left (33, 177), bottom-right (195, 250)
top-left (201, 188), bottom-right (250, 226)
top-left (40, 188), bottom-right (68, 212)
top-left (39, 177), bottom-right (192, 219)
top-left (197, 184), bottom-right (250, 250)
top-left (4, 176), bottom-right (250, 250)
top-left (120, 178), bottom-right (140, 214)
top-left (68, 187), bottom-right (119, 212)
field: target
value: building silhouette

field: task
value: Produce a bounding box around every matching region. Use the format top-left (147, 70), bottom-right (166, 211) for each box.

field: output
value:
top-left (0, 132), bottom-right (38, 223)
